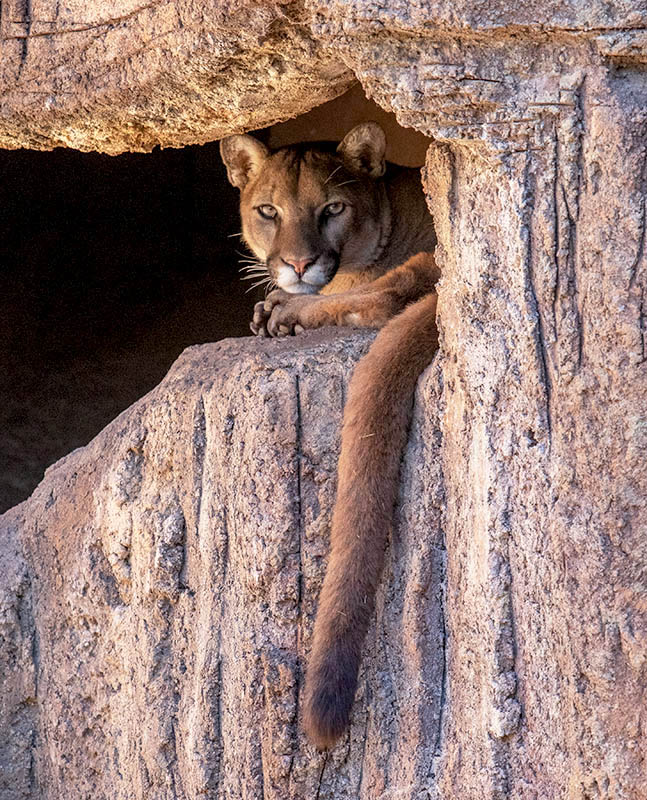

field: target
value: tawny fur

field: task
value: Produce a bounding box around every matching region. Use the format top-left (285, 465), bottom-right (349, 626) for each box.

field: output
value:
top-left (220, 125), bottom-right (440, 749)
top-left (302, 286), bottom-right (439, 748)
top-left (255, 251), bottom-right (438, 336)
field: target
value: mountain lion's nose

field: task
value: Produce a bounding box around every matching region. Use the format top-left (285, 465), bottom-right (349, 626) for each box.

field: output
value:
top-left (282, 256), bottom-right (316, 276)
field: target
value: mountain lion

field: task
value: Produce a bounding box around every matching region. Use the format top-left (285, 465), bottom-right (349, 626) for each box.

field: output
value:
top-left (220, 122), bottom-right (440, 749)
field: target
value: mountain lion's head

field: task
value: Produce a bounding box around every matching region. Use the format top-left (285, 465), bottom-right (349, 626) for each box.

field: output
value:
top-left (220, 123), bottom-right (390, 294)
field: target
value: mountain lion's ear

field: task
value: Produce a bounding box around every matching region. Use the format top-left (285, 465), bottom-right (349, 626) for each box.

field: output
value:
top-left (220, 134), bottom-right (270, 190)
top-left (337, 122), bottom-right (386, 178)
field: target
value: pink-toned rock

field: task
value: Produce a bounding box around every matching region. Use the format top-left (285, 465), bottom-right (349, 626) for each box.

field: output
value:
top-left (0, 1), bottom-right (353, 152)
top-left (2, 1), bottom-right (647, 798)
top-left (0, 331), bottom-right (445, 799)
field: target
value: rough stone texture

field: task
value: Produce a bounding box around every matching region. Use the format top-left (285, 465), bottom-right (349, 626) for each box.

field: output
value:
top-left (308, 0), bottom-right (647, 154)
top-left (306, 5), bottom-right (647, 796)
top-left (425, 122), bottom-right (647, 798)
top-left (0, 1), bottom-right (353, 152)
top-left (0, 332), bottom-right (445, 799)
top-left (3, 1), bottom-right (647, 799)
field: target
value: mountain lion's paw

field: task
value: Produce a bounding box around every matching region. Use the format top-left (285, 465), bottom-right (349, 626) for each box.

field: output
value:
top-left (251, 299), bottom-right (272, 337)
top-left (261, 289), bottom-right (324, 338)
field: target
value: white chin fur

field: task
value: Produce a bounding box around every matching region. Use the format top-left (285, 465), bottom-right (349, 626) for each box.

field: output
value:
top-left (277, 263), bottom-right (326, 294)
top-left (281, 282), bottom-right (320, 295)
top-left (301, 262), bottom-right (328, 288)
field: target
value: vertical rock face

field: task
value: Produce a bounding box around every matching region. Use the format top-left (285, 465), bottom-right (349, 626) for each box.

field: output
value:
top-left (2, 2), bottom-right (647, 799)
top-left (0, 332), bottom-right (445, 799)
top-left (427, 104), bottom-right (647, 797)
top-left (307, 4), bottom-right (647, 796)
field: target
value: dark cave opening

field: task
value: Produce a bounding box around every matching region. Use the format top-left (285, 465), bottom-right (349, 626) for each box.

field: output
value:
top-left (1, 84), bottom-right (431, 512)
top-left (1, 141), bottom-right (253, 511)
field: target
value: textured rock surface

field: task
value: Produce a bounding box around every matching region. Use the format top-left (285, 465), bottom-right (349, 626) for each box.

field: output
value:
top-left (0, 1), bottom-right (353, 152)
top-left (0, 332), bottom-right (445, 799)
top-left (3, 1), bottom-right (647, 799)
top-left (4, 0), bottom-right (647, 154)
top-left (308, 4), bottom-right (647, 794)
top-left (308, 0), bottom-right (647, 153)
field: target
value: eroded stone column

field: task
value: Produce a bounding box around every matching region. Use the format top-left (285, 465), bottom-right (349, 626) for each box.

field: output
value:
top-left (0, 332), bottom-right (447, 800)
top-left (312, 4), bottom-right (647, 794)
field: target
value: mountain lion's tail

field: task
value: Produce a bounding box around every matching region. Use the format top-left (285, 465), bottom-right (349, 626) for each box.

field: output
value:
top-left (303, 292), bottom-right (439, 748)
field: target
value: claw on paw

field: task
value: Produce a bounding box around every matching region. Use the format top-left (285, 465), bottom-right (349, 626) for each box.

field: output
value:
top-left (249, 289), bottom-right (325, 338)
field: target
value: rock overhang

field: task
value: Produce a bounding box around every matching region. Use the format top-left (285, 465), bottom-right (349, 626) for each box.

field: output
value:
top-left (3, 0), bottom-right (647, 153)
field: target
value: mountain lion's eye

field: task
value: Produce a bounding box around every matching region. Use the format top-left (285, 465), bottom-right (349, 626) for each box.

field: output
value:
top-left (257, 205), bottom-right (277, 219)
top-left (324, 202), bottom-right (346, 217)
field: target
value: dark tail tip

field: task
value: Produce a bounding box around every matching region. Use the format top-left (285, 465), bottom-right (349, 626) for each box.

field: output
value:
top-left (303, 683), bottom-right (353, 749)
top-left (303, 648), bottom-right (360, 749)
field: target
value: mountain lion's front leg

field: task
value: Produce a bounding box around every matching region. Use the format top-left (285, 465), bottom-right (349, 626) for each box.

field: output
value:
top-left (251, 251), bottom-right (439, 337)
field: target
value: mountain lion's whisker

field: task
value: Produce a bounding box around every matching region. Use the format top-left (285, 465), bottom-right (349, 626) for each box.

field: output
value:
top-left (240, 273), bottom-right (269, 281)
top-left (246, 277), bottom-right (273, 293)
top-left (323, 165), bottom-right (343, 185)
